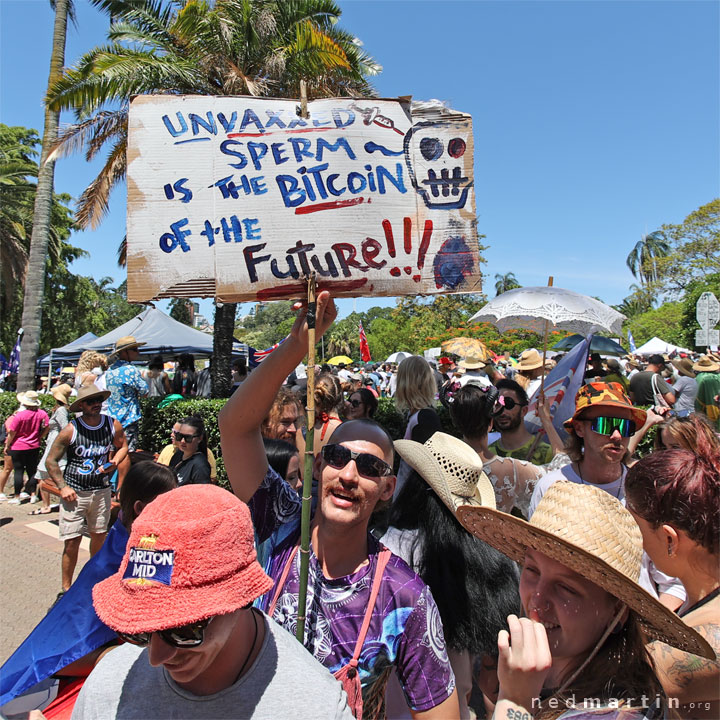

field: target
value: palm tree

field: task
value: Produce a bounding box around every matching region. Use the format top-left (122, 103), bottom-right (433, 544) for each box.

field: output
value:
top-left (16, 0), bottom-right (72, 391)
top-left (494, 271), bottom-right (521, 296)
top-left (626, 231), bottom-right (670, 286)
top-left (46, 0), bottom-right (379, 395)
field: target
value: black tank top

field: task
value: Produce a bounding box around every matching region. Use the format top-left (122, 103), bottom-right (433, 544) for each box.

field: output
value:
top-left (64, 415), bottom-right (115, 491)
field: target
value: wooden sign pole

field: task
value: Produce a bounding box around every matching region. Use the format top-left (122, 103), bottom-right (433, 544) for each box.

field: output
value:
top-left (296, 268), bottom-right (316, 644)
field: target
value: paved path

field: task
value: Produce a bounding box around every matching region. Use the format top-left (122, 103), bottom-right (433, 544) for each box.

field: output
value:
top-left (0, 500), bottom-right (90, 665)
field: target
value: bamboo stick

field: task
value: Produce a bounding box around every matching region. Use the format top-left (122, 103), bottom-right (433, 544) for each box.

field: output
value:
top-left (296, 272), bottom-right (316, 643)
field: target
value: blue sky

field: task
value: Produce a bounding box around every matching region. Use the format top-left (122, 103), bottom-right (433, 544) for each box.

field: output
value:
top-left (2, 0), bottom-right (718, 322)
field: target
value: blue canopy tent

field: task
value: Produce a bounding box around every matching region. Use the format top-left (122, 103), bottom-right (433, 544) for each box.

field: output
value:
top-left (36, 332), bottom-right (98, 373)
top-left (82, 307), bottom-right (246, 358)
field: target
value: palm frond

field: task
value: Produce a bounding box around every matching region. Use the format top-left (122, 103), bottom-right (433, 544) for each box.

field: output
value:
top-left (75, 140), bottom-right (127, 229)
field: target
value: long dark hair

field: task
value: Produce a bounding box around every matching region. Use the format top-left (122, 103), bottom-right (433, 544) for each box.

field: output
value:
top-left (263, 437), bottom-right (298, 480)
top-left (119, 461), bottom-right (177, 530)
top-left (389, 468), bottom-right (520, 655)
top-left (178, 416), bottom-right (208, 455)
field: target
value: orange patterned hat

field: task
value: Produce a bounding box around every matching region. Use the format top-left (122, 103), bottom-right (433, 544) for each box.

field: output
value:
top-left (564, 382), bottom-right (646, 431)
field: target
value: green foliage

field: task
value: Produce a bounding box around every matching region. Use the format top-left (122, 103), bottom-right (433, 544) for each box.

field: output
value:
top-left (625, 302), bottom-right (685, 348)
top-left (237, 302), bottom-right (296, 349)
top-left (169, 298), bottom-right (192, 326)
top-left (494, 272), bottom-right (521, 296)
top-left (0, 392), bottom-right (57, 426)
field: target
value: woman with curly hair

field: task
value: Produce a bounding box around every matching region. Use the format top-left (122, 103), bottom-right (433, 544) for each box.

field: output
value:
top-left (306, 372), bottom-right (343, 456)
top-left (74, 351), bottom-right (108, 398)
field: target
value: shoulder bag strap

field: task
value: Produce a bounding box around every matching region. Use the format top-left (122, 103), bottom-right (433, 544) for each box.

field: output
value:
top-left (348, 549), bottom-right (392, 666)
top-left (267, 542), bottom-right (300, 616)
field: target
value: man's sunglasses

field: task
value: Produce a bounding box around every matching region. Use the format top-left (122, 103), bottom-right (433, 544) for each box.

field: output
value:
top-left (321, 444), bottom-right (393, 478)
top-left (118, 617), bottom-right (213, 648)
top-left (496, 396), bottom-right (526, 412)
top-left (589, 416), bottom-right (636, 438)
top-left (174, 431), bottom-right (199, 443)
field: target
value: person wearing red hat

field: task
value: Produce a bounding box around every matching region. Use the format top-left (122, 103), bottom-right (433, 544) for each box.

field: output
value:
top-left (73, 484), bottom-right (354, 719)
top-left (220, 292), bottom-right (459, 720)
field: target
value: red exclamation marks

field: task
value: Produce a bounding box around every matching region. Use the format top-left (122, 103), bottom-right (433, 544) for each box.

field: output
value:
top-left (382, 219), bottom-right (400, 277)
top-left (415, 220), bottom-right (433, 281)
top-left (382, 217), bottom-right (434, 281)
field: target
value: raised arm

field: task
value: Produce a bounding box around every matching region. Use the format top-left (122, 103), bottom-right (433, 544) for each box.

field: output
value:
top-left (219, 291), bottom-right (337, 502)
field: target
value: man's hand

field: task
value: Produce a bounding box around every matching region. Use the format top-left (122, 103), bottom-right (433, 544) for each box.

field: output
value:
top-left (288, 290), bottom-right (337, 348)
top-left (60, 486), bottom-right (77, 503)
top-left (496, 614), bottom-right (552, 712)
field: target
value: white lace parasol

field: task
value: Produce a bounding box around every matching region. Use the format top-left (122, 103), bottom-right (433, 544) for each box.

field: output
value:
top-left (469, 286), bottom-right (626, 336)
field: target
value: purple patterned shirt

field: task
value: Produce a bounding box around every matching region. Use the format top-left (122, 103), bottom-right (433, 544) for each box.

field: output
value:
top-left (250, 467), bottom-right (455, 712)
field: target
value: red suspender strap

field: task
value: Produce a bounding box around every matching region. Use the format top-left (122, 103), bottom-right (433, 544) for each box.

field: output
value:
top-left (349, 548), bottom-right (392, 666)
top-left (267, 543), bottom-right (300, 617)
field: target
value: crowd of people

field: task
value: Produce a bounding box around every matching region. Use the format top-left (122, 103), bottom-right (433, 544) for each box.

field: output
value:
top-left (0, 296), bottom-right (718, 720)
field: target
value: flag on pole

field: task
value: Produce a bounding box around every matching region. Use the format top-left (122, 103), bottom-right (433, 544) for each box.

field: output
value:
top-left (627, 330), bottom-right (637, 353)
top-left (359, 322), bottom-right (371, 362)
top-left (524, 335), bottom-right (592, 437)
top-left (247, 337), bottom-right (286, 368)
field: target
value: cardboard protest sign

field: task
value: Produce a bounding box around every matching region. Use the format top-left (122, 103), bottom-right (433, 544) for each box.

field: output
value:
top-left (126, 96), bottom-right (480, 302)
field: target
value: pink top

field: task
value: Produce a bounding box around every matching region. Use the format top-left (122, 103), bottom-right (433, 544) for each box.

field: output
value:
top-left (7, 408), bottom-right (49, 450)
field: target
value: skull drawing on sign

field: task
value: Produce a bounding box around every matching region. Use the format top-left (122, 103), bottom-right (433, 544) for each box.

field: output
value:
top-left (403, 119), bottom-right (473, 210)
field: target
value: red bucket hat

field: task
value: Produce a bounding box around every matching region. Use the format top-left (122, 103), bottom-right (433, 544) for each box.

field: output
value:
top-left (564, 381), bottom-right (647, 431)
top-left (93, 485), bottom-right (272, 634)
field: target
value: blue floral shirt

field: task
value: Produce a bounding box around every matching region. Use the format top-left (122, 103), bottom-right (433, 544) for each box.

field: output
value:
top-left (105, 360), bottom-right (148, 427)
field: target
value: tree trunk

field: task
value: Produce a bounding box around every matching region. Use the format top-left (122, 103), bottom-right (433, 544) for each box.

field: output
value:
top-left (211, 302), bottom-right (236, 398)
top-left (17, 0), bottom-right (69, 391)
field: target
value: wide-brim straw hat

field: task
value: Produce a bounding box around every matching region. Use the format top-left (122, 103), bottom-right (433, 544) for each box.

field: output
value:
top-left (113, 335), bottom-right (146, 354)
top-left (459, 356), bottom-right (486, 370)
top-left (51, 383), bottom-right (73, 405)
top-left (693, 355), bottom-right (720, 373)
top-left (672, 358), bottom-right (696, 379)
top-left (457, 481), bottom-right (714, 659)
top-left (517, 349), bottom-right (543, 371)
top-left (394, 433), bottom-right (496, 517)
top-left (16, 391), bottom-right (41, 407)
top-left (69, 383), bottom-right (111, 413)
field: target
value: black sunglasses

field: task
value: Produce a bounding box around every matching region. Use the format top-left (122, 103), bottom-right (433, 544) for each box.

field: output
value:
top-left (348, 398), bottom-right (363, 408)
top-left (174, 431), bottom-right (199, 443)
top-left (497, 396), bottom-right (526, 412)
top-left (118, 616), bottom-right (213, 649)
top-left (321, 444), bottom-right (393, 478)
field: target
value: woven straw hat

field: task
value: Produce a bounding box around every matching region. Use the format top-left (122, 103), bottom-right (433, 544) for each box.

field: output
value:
top-left (113, 335), bottom-right (146, 354)
top-left (456, 482), bottom-right (714, 659)
top-left (69, 383), bottom-right (111, 413)
top-left (16, 391), bottom-right (41, 407)
top-left (459, 356), bottom-right (486, 370)
top-left (394, 433), bottom-right (496, 517)
top-left (50, 383), bottom-right (73, 405)
top-left (693, 355), bottom-right (720, 373)
top-left (672, 357), bottom-right (696, 379)
top-left (517, 349), bottom-right (543, 371)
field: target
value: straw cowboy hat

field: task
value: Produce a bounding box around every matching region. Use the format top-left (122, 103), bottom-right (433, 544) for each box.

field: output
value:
top-left (16, 391), bottom-right (41, 407)
top-left (69, 383), bottom-right (111, 413)
top-left (517, 349), bottom-right (543, 371)
top-left (459, 356), bottom-right (486, 370)
top-left (692, 355), bottom-right (720, 373)
top-left (672, 357), bottom-right (696, 379)
top-left (50, 383), bottom-right (73, 405)
top-left (394, 432), bottom-right (496, 517)
top-left (113, 335), bottom-right (146, 354)
top-left (456, 481), bottom-right (714, 659)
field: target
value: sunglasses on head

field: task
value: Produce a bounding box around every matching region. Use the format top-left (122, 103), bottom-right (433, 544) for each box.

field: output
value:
top-left (118, 616), bottom-right (213, 648)
top-left (589, 416), bottom-right (636, 438)
top-left (321, 444), bottom-right (393, 478)
top-left (174, 431), bottom-right (199, 443)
